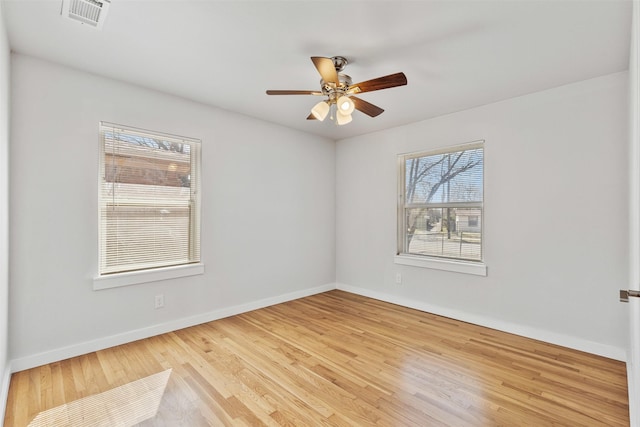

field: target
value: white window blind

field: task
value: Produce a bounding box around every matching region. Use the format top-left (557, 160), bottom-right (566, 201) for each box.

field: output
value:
top-left (398, 142), bottom-right (484, 262)
top-left (98, 122), bottom-right (201, 275)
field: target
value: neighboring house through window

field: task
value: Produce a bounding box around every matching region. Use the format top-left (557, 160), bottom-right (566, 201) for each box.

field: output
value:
top-left (397, 141), bottom-right (484, 266)
top-left (98, 122), bottom-right (201, 278)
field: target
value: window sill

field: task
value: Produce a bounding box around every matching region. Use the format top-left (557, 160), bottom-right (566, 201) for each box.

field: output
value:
top-left (394, 255), bottom-right (487, 276)
top-left (93, 263), bottom-right (205, 290)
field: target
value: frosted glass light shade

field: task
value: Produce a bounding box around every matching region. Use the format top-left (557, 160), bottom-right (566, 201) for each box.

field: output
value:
top-left (336, 111), bottom-right (352, 125)
top-left (311, 101), bottom-right (330, 121)
top-left (336, 96), bottom-right (355, 115)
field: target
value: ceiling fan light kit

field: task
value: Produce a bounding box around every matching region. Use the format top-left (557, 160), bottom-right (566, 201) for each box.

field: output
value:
top-left (336, 110), bottom-right (352, 125)
top-left (311, 100), bottom-right (330, 121)
top-left (337, 96), bottom-right (355, 115)
top-left (266, 56), bottom-right (407, 126)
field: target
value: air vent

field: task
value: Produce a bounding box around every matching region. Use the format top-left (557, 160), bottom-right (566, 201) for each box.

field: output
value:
top-left (61, 0), bottom-right (110, 30)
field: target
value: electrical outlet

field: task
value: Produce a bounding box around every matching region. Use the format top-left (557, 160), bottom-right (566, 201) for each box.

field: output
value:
top-left (155, 294), bottom-right (164, 309)
top-left (395, 273), bottom-right (402, 284)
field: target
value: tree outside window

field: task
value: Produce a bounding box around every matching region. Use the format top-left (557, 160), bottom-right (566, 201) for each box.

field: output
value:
top-left (399, 142), bottom-right (483, 262)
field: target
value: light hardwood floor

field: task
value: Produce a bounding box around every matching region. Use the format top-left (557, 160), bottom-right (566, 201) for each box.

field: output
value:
top-left (4, 290), bottom-right (630, 426)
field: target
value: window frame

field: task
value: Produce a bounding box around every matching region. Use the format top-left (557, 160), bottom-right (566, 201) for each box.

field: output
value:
top-left (395, 141), bottom-right (487, 276)
top-left (94, 122), bottom-right (204, 290)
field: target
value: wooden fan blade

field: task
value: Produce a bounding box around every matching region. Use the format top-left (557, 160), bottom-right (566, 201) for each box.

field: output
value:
top-left (349, 72), bottom-right (407, 94)
top-left (266, 90), bottom-right (323, 95)
top-left (351, 96), bottom-right (384, 117)
top-left (311, 57), bottom-right (339, 85)
top-left (307, 113), bottom-right (317, 120)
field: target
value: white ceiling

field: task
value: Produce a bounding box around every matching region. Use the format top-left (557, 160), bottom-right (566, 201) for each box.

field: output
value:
top-left (3, 0), bottom-right (632, 140)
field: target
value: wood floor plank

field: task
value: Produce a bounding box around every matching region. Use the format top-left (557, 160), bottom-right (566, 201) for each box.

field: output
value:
top-left (7, 371), bottom-right (29, 426)
top-left (4, 290), bottom-right (630, 426)
top-left (48, 362), bottom-right (65, 408)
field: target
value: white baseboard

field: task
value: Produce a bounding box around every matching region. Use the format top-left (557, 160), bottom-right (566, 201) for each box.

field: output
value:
top-left (0, 361), bottom-right (11, 424)
top-left (10, 281), bottom-right (627, 373)
top-left (10, 283), bottom-right (336, 372)
top-left (336, 283), bottom-right (627, 362)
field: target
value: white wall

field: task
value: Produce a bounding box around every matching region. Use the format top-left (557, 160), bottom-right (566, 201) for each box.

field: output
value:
top-left (0, 0), bottom-right (10, 420)
top-left (9, 54), bottom-right (336, 367)
top-left (336, 72), bottom-right (629, 359)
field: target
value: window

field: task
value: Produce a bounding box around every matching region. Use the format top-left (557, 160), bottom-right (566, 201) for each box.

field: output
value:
top-left (98, 122), bottom-right (201, 277)
top-left (397, 141), bottom-right (484, 267)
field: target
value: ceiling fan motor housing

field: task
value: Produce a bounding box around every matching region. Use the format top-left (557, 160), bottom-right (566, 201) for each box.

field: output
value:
top-left (320, 74), bottom-right (352, 97)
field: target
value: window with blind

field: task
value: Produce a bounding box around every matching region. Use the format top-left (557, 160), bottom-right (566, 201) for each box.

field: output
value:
top-left (398, 142), bottom-right (484, 263)
top-left (98, 122), bottom-right (201, 276)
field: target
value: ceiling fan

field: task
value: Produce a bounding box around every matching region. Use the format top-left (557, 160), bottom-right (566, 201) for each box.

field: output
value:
top-left (266, 56), bottom-right (407, 125)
